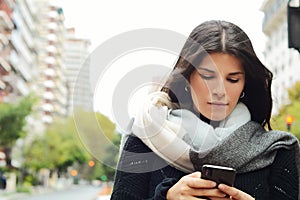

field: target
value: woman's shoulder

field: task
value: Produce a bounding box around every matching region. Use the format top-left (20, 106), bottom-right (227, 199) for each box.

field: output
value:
top-left (274, 143), bottom-right (299, 165)
top-left (245, 121), bottom-right (299, 141)
top-left (118, 134), bottom-right (171, 174)
top-left (122, 134), bottom-right (153, 153)
top-left (274, 147), bottom-right (298, 161)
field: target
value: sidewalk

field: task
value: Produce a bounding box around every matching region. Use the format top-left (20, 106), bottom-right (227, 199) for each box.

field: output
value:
top-left (0, 186), bottom-right (53, 200)
top-left (0, 191), bottom-right (28, 200)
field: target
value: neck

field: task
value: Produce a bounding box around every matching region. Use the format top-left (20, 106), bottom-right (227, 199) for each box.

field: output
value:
top-left (191, 108), bottom-right (221, 128)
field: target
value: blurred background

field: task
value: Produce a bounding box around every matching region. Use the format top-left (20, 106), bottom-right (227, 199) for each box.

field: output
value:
top-left (0, 0), bottom-right (299, 199)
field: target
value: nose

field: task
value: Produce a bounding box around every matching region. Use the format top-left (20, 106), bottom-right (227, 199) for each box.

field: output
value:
top-left (211, 78), bottom-right (226, 98)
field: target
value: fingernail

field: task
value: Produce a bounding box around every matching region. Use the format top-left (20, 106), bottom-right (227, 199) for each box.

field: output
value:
top-left (211, 182), bottom-right (217, 187)
top-left (218, 184), bottom-right (225, 189)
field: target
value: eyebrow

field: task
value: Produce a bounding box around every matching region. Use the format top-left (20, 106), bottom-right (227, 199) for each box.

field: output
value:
top-left (228, 72), bottom-right (245, 76)
top-left (198, 67), bottom-right (244, 75)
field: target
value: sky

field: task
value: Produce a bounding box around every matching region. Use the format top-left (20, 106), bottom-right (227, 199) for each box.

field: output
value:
top-left (59, 0), bottom-right (266, 54)
top-left (57, 0), bottom-right (267, 124)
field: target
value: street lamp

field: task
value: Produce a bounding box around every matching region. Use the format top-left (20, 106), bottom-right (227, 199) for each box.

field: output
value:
top-left (287, 0), bottom-right (300, 53)
top-left (88, 160), bottom-right (95, 167)
top-left (285, 114), bottom-right (294, 131)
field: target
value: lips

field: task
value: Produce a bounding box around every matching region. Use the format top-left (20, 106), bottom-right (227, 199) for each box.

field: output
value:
top-left (208, 102), bottom-right (228, 106)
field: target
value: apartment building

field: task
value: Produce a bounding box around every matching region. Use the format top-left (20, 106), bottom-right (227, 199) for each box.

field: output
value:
top-left (63, 28), bottom-right (92, 114)
top-left (1, 0), bottom-right (94, 125)
top-left (0, 0), bottom-right (31, 103)
top-left (26, 0), bottom-right (69, 124)
top-left (261, 0), bottom-right (300, 114)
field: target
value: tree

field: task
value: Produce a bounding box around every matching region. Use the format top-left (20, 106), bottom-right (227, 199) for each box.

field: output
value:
top-left (72, 108), bottom-right (121, 181)
top-left (288, 81), bottom-right (300, 101)
top-left (23, 107), bottom-right (121, 184)
top-left (271, 81), bottom-right (300, 140)
top-left (0, 95), bottom-right (35, 167)
top-left (99, 132), bottom-right (121, 181)
top-left (23, 117), bottom-right (90, 174)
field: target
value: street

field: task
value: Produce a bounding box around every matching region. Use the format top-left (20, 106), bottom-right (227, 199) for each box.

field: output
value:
top-left (21, 184), bottom-right (100, 200)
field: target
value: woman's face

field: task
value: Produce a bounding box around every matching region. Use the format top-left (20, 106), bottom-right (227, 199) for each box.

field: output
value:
top-left (189, 53), bottom-right (245, 121)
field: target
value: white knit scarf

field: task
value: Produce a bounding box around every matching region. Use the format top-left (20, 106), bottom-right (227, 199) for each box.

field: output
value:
top-left (131, 91), bottom-right (251, 172)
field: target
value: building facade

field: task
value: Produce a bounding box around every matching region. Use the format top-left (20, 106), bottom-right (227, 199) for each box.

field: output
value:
top-left (63, 28), bottom-right (92, 114)
top-left (261, 0), bottom-right (300, 114)
top-left (1, 0), bottom-right (93, 125)
top-left (27, 0), bottom-right (69, 124)
top-left (0, 0), bottom-right (31, 103)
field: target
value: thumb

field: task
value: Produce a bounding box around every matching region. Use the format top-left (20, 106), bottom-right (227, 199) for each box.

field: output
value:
top-left (187, 171), bottom-right (201, 178)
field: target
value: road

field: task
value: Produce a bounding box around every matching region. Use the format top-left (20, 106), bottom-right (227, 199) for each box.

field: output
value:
top-left (21, 184), bottom-right (100, 200)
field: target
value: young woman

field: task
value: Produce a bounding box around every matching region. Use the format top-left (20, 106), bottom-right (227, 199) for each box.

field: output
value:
top-left (110, 20), bottom-right (300, 200)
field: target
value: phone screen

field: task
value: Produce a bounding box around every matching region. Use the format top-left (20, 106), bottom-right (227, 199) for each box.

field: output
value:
top-left (201, 164), bottom-right (236, 186)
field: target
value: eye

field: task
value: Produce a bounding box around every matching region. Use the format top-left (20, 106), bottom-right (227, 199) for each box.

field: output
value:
top-left (227, 78), bottom-right (239, 83)
top-left (199, 73), bottom-right (214, 80)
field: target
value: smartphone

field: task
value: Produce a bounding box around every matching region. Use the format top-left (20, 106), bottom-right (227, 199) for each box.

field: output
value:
top-left (201, 164), bottom-right (236, 186)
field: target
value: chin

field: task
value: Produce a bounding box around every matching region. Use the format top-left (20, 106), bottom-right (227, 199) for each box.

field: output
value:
top-left (208, 109), bottom-right (229, 121)
top-left (208, 114), bottom-right (227, 121)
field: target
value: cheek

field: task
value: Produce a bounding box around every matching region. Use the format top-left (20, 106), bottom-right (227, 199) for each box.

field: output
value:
top-left (192, 83), bottom-right (209, 94)
top-left (227, 85), bottom-right (244, 101)
top-left (190, 84), bottom-right (210, 111)
top-left (190, 74), bottom-right (208, 94)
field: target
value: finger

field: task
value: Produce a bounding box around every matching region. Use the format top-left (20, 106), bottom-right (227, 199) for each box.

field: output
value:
top-left (187, 171), bottom-right (201, 178)
top-left (218, 184), bottom-right (254, 200)
top-left (187, 177), bottom-right (217, 189)
top-left (192, 188), bottom-right (227, 198)
top-left (218, 184), bottom-right (239, 198)
top-left (209, 197), bottom-right (230, 200)
top-left (182, 172), bottom-right (217, 189)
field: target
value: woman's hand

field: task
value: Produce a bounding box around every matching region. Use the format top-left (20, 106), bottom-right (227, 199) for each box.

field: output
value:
top-left (166, 171), bottom-right (226, 200)
top-left (212, 184), bottom-right (254, 200)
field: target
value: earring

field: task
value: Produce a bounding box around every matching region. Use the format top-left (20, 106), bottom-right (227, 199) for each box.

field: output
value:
top-left (184, 85), bottom-right (189, 92)
top-left (240, 91), bottom-right (245, 99)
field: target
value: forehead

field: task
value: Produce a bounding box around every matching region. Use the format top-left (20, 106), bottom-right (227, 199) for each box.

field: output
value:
top-left (198, 53), bottom-right (244, 73)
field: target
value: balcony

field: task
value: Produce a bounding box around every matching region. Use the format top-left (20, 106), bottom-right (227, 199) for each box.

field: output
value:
top-left (0, 80), bottom-right (5, 90)
top-left (2, 73), bottom-right (29, 95)
top-left (42, 115), bottom-right (53, 124)
top-left (0, 57), bottom-right (11, 72)
top-left (42, 103), bottom-right (54, 112)
top-left (46, 45), bottom-right (58, 54)
top-left (45, 56), bottom-right (56, 65)
top-left (16, 78), bottom-right (29, 95)
top-left (43, 80), bottom-right (55, 88)
top-left (0, 11), bottom-right (13, 30)
top-left (44, 68), bottom-right (55, 77)
top-left (46, 33), bottom-right (58, 42)
top-left (0, 34), bottom-right (9, 50)
top-left (43, 91), bottom-right (54, 100)
top-left (47, 22), bottom-right (58, 31)
top-left (10, 50), bottom-right (35, 81)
